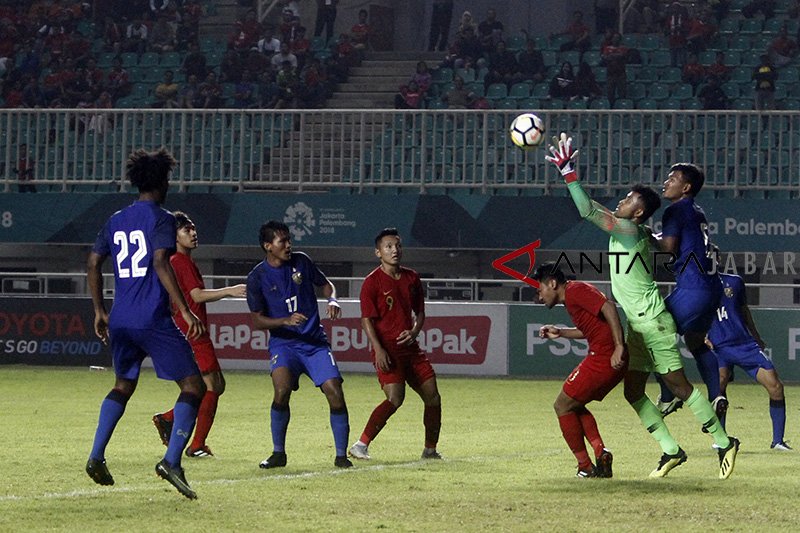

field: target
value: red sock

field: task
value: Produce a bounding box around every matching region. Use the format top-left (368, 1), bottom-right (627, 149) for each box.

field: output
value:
top-left (189, 390), bottom-right (219, 449)
top-left (577, 407), bottom-right (605, 458)
top-left (558, 412), bottom-right (592, 470)
top-left (359, 400), bottom-right (397, 445)
top-left (423, 404), bottom-right (441, 449)
top-left (162, 408), bottom-right (174, 422)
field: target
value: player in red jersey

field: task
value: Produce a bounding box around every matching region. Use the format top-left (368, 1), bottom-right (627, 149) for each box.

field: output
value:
top-left (349, 228), bottom-right (443, 461)
top-left (532, 262), bottom-right (627, 478)
top-left (153, 211), bottom-right (246, 457)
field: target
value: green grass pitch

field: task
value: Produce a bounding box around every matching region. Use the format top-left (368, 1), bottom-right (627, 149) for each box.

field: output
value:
top-left (1, 366), bottom-right (798, 531)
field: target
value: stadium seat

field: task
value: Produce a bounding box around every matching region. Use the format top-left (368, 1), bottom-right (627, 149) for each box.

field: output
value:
top-left (740, 18), bottom-right (763, 34)
top-left (718, 17), bottom-right (739, 34)
top-left (729, 35), bottom-right (751, 52)
top-left (627, 83), bottom-right (646, 100)
top-left (432, 67), bottom-right (453, 83)
top-left (509, 83), bottom-right (531, 99)
top-left (160, 52), bottom-right (181, 68)
top-left (583, 50), bottom-right (601, 66)
top-left (639, 34), bottom-right (664, 50)
top-left (660, 67), bottom-right (682, 83)
top-left (506, 34), bottom-right (526, 52)
top-left (486, 83), bottom-right (508, 100)
top-left (613, 98), bottom-right (634, 109)
top-left (120, 52), bottom-right (138, 67)
top-left (455, 68), bottom-right (476, 82)
top-left (637, 98), bottom-right (658, 109)
top-left (139, 52), bottom-right (159, 67)
top-left (648, 50), bottom-right (670, 67)
top-left (672, 84), bottom-right (693, 100)
top-left (648, 83), bottom-right (670, 100)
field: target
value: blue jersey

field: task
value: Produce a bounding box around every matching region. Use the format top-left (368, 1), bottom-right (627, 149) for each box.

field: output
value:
top-left (92, 200), bottom-right (177, 329)
top-left (707, 274), bottom-right (752, 349)
top-left (661, 197), bottom-right (717, 290)
top-left (246, 252), bottom-right (330, 348)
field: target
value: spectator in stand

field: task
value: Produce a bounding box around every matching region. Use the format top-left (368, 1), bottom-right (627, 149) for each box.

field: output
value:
top-left (574, 61), bottom-right (603, 101)
top-left (4, 80), bottom-right (24, 108)
top-left (458, 11), bottom-right (476, 34)
top-left (276, 59), bottom-right (299, 108)
top-left (150, 0), bottom-right (170, 18)
top-left (446, 26), bottom-right (484, 70)
top-left (279, 9), bottom-right (300, 44)
top-left (314, 0), bottom-right (338, 44)
top-left (65, 30), bottom-right (92, 67)
top-left (601, 32), bottom-right (628, 106)
top-left (14, 44), bottom-right (42, 81)
top-left (299, 59), bottom-right (327, 108)
top-left (290, 26), bottom-right (311, 70)
top-left (179, 73), bottom-right (201, 108)
top-left (517, 38), bottom-right (546, 84)
top-left (102, 16), bottom-right (123, 54)
top-left (280, 0), bottom-right (301, 17)
top-left (89, 90), bottom-right (114, 134)
top-left (686, 6), bottom-right (716, 55)
top-left (394, 80), bottom-right (424, 109)
top-left (443, 75), bottom-right (475, 108)
top-left (768, 25), bottom-right (799, 68)
top-left (350, 9), bottom-right (371, 53)
top-left (484, 40), bottom-right (520, 90)
top-left (182, 42), bottom-right (207, 80)
top-left (742, 0), bottom-right (776, 19)
top-left (334, 32), bottom-right (358, 70)
top-left (22, 76), bottom-right (47, 107)
top-left (85, 58), bottom-right (105, 96)
top-left (123, 17), bottom-right (149, 55)
top-left (153, 69), bottom-right (179, 108)
top-left (595, 0), bottom-right (619, 33)
top-left (789, 0), bottom-right (800, 18)
top-left (682, 53), bottom-right (706, 94)
top-left (549, 61), bottom-right (576, 100)
top-left (706, 51), bottom-right (731, 82)
top-left (257, 70), bottom-right (280, 108)
top-left (220, 49), bottom-right (243, 83)
top-left (707, 0), bottom-right (731, 23)
top-left (244, 49), bottom-right (270, 75)
top-left (753, 54), bottom-right (777, 110)
top-left (150, 15), bottom-right (176, 53)
top-left (107, 57), bottom-right (131, 102)
top-left (665, 1), bottom-right (689, 67)
top-left (14, 143), bottom-right (36, 192)
top-left (257, 26), bottom-right (281, 57)
top-left (233, 70), bottom-right (258, 108)
top-left (65, 64), bottom-right (91, 106)
top-left (478, 8), bottom-right (504, 54)
top-left (198, 71), bottom-right (223, 108)
top-left (553, 10), bottom-right (591, 56)
top-left (411, 61), bottom-right (432, 93)
top-left (230, 10), bottom-right (261, 53)
top-left (428, 0), bottom-right (454, 52)
top-left (697, 75), bottom-right (729, 109)
top-left (271, 41), bottom-right (298, 71)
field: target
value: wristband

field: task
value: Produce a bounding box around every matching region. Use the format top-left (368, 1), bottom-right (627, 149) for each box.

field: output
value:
top-left (327, 298), bottom-right (340, 307)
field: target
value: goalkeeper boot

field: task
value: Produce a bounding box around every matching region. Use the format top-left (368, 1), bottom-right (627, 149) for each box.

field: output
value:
top-left (155, 459), bottom-right (197, 500)
top-left (649, 448), bottom-right (688, 478)
top-left (259, 451), bottom-right (287, 469)
top-left (86, 458), bottom-right (114, 486)
top-left (718, 437), bottom-right (740, 480)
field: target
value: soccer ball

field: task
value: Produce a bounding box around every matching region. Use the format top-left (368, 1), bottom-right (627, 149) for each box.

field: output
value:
top-left (509, 113), bottom-right (545, 150)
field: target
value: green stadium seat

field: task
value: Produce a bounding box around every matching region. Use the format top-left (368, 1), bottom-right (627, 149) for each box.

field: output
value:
top-left (648, 83), bottom-right (669, 100)
top-left (566, 98), bottom-right (588, 109)
top-left (613, 98), bottom-right (634, 109)
top-left (506, 34), bottom-right (526, 52)
top-left (637, 98), bottom-right (658, 109)
top-left (660, 67), bottom-right (682, 83)
top-left (583, 50), bottom-right (601, 66)
top-left (432, 67), bottom-right (453, 83)
top-left (648, 50), bottom-right (670, 67)
top-left (139, 52), bottom-right (159, 67)
top-left (120, 52), bottom-right (138, 67)
top-left (729, 35), bottom-right (751, 51)
top-left (740, 18), bottom-right (763, 33)
top-left (639, 34), bottom-right (664, 50)
top-left (627, 83), bottom-right (646, 100)
top-left (509, 82), bottom-right (530, 99)
top-left (160, 52), bottom-right (181, 67)
top-left (718, 18), bottom-right (739, 34)
top-left (730, 67), bottom-right (751, 83)
top-left (672, 84), bottom-right (693, 99)
top-left (780, 68), bottom-right (799, 83)
top-left (455, 68), bottom-right (476, 82)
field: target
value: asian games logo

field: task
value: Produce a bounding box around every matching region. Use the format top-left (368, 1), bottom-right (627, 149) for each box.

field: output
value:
top-left (284, 202), bottom-right (315, 241)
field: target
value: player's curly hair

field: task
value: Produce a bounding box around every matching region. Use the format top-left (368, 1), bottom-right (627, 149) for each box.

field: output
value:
top-left (531, 262), bottom-right (566, 285)
top-left (670, 162), bottom-right (705, 196)
top-left (259, 220), bottom-right (290, 251)
top-left (126, 148), bottom-right (177, 192)
top-left (374, 227), bottom-right (400, 247)
top-left (631, 184), bottom-right (662, 221)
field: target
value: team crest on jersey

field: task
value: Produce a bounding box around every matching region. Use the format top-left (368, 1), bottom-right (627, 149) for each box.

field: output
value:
top-left (724, 287), bottom-right (734, 298)
top-left (292, 269), bottom-right (303, 285)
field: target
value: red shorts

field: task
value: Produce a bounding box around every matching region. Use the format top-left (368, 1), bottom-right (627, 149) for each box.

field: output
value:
top-left (191, 339), bottom-right (221, 374)
top-left (562, 354), bottom-right (625, 404)
top-left (375, 348), bottom-right (436, 388)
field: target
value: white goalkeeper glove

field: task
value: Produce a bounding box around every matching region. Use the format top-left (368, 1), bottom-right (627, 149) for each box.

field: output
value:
top-left (545, 132), bottom-right (580, 183)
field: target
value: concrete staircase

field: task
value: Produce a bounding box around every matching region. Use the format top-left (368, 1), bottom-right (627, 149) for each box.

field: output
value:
top-left (327, 51), bottom-right (445, 109)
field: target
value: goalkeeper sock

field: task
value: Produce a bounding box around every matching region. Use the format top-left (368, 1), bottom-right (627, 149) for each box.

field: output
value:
top-left (686, 387), bottom-right (730, 449)
top-left (631, 396), bottom-right (680, 455)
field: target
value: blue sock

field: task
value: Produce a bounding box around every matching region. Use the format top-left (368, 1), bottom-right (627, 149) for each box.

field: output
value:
top-left (770, 399), bottom-right (786, 445)
top-left (89, 389), bottom-right (130, 461)
top-left (330, 407), bottom-right (350, 457)
top-left (271, 402), bottom-right (290, 453)
top-left (656, 374), bottom-right (674, 403)
top-left (692, 346), bottom-right (721, 400)
top-left (164, 392), bottom-right (202, 467)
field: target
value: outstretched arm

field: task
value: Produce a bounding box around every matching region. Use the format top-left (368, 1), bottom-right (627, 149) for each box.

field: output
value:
top-left (546, 133), bottom-right (641, 249)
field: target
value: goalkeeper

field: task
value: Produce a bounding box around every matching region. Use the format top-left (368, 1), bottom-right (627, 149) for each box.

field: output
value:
top-left (545, 133), bottom-right (740, 480)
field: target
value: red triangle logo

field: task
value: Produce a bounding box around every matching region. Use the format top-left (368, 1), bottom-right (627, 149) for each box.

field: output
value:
top-left (491, 240), bottom-right (541, 289)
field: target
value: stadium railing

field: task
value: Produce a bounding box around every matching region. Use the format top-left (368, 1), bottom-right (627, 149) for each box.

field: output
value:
top-left (1, 108), bottom-right (799, 196)
top-left (0, 272), bottom-right (796, 306)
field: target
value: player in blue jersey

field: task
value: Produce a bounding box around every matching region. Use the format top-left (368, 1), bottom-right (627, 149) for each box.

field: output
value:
top-left (247, 220), bottom-right (353, 469)
top-left (85, 148), bottom-right (207, 499)
top-left (707, 272), bottom-right (791, 450)
top-left (653, 163), bottom-right (725, 418)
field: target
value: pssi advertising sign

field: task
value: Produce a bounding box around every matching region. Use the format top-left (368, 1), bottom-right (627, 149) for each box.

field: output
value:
top-left (206, 300), bottom-right (508, 375)
top-left (0, 297), bottom-right (109, 366)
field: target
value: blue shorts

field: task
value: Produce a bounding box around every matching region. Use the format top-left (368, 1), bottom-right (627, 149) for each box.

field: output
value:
top-left (269, 342), bottom-right (342, 389)
top-left (715, 341), bottom-right (775, 380)
top-left (110, 323), bottom-right (199, 382)
top-left (665, 284), bottom-right (722, 335)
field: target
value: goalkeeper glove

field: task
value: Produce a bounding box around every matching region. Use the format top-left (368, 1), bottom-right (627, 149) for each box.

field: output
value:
top-left (545, 132), bottom-right (580, 183)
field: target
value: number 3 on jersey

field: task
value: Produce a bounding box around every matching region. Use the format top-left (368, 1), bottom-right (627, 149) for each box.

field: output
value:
top-left (114, 230), bottom-right (148, 278)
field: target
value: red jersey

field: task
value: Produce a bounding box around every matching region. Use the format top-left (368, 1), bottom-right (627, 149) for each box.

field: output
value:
top-left (564, 281), bottom-right (615, 357)
top-left (170, 251), bottom-right (210, 343)
top-left (360, 266), bottom-right (424, 355)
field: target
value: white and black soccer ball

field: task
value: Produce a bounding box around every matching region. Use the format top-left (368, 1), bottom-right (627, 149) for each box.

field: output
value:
top-left (509, 113), bottom-right (545, 150)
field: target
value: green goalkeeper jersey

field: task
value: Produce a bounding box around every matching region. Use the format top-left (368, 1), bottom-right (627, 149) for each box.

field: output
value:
top-left (567, 181), bottom-right (666, 323)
